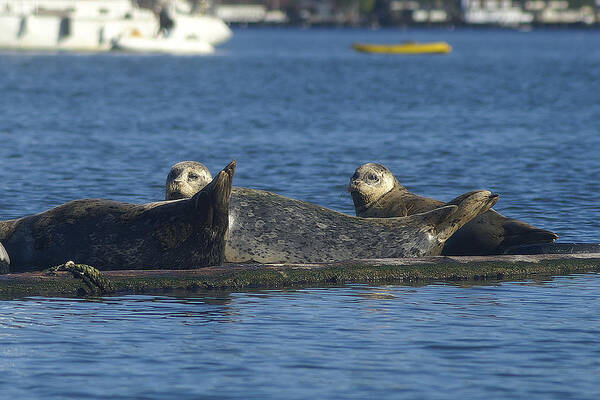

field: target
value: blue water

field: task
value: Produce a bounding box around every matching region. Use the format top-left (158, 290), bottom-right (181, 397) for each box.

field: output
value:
top-left (1, 27), bottom-right (600, 398)
top-left (2, 276), bottom-right (600, 399)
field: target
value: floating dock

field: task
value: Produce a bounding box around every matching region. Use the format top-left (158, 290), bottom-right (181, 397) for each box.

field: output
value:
top-left (1, 253), bottom-right (599, 299)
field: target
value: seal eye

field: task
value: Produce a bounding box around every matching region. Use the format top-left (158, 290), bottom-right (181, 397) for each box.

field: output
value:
top-left (189, 173), bottom-right (199, 181)
top-left (367, 173), bottom-right (378, 182)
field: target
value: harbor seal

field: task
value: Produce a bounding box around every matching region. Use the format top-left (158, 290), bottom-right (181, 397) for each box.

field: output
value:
top-left (166, 161), bottom-right (499, 263)
top-left (0, 161), bottom-right (235, 273)
top-left (348, 162), bottom-right (559, 256)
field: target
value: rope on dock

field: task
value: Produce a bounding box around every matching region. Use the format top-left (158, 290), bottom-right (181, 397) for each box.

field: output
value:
top-left (46, 261), bottom-right (113, 296)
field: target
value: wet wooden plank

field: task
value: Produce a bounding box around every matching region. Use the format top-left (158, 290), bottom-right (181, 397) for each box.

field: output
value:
top-left (1, 253), bottom-right (599, 299)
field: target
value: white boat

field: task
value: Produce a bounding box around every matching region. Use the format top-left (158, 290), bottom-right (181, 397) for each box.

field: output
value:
top-left (113, 31), bottom-right (215, 54)
top-left (111, 11), bottom-right (224, 54)
top-left (0, 0), bottom-right (232, 53)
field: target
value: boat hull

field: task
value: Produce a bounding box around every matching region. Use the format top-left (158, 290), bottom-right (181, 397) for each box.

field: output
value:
top-left (113, 36), bottom-right (214, 54)
top-left (353, 42), bottom-right (452, 54)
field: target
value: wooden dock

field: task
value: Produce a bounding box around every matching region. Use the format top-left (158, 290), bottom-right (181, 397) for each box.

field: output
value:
top-left (1, 253), bottom-right (599, 299)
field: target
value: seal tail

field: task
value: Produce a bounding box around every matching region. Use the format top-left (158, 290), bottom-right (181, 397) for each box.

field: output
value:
top-left (500, 221), bottom-right (558, 250)
top-left (191, 160), bottom-right (236, 227)
top-left (435, 190), bottom-right (500, 243)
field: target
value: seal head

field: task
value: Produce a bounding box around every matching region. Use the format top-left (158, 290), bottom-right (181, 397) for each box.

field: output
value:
top-left (348, 163), bottom-right (397, 214)
top-left (166, 161), bottom-right (213, 201)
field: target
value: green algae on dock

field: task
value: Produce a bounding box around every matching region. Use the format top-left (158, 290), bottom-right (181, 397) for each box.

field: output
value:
top-left (1, 254), bottom-right (599, 299)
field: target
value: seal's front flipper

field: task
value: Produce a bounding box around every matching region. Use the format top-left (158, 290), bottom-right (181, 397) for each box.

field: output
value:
top-left (0, 242), bottom-right (10, 274)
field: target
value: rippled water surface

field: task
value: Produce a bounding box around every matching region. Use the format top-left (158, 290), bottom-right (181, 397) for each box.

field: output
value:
top-left (1, 27), bottom-right (600, 398)
top-left (1, 28), bottom-right (599, 240)
top-left (2, 275), bottom-right (600, 399)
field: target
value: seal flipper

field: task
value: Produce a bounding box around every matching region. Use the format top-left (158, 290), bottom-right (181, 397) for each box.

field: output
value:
top-left (435, 190), bottom-right (499, 243)
top-left (500, 220), bottom-right (558, 250)
top-left (191, 160), bottom-right (235, 228)
top-left (0, 242), bottom-right (9, 274)
top-left (175, 160), bottom-right (235, 267)
top-left (406, 205), bottom-right (458, 229)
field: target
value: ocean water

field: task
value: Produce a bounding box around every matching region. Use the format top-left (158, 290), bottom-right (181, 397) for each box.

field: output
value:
top-left (1, 276), bottom-right (600, 399)
top-left (1, 27), bottom-right (600, 398)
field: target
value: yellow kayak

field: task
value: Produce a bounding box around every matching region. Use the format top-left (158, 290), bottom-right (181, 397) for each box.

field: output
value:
top-left (352, 42), bottom-right (452, 54)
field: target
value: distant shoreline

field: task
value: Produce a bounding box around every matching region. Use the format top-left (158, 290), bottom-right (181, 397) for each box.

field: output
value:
top-left (227, 23), bottom-right (600, 30)
top-left (228, 23), bottom-right (600, 32)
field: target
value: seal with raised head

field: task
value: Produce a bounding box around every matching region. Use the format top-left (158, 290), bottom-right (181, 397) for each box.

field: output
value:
top-left (348, 162), bottom-right (559, 256)
top-left (0, 161), bottom-right (235, 273)
top-left (165, 161), bottom-right (499, 263)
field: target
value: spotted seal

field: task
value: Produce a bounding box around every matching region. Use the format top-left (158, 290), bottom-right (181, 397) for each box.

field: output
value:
top-left (165, 161), bottom-right (499, 263)
top-left (0, 161), bottom-right (235, 273)
top-left (348, 162), bottom-right (558, 256)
